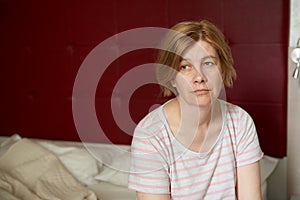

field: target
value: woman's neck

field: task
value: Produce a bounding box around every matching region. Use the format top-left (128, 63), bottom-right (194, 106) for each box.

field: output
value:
top-left (176, 97), bottom-right (214, 128)
top-left (163, 97), bottom-right (222, 152)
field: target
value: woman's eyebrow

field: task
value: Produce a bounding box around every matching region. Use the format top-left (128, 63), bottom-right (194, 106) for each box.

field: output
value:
top-left (181, 57), bottom-right (190, 61)
top-left (201, 55), bottom-right (218, 60)
top-left (182, 56), bottom-right (217, 62)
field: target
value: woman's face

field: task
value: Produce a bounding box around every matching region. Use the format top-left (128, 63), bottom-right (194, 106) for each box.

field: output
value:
top-left (172, 40), bottom-right (223, 107)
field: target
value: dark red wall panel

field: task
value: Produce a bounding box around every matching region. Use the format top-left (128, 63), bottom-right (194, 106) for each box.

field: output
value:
top-left (0, 0), bottom-right (288, 157)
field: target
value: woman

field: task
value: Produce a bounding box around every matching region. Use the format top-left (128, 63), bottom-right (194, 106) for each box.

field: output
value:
top-left (128, 20), bottom-right (263, 200)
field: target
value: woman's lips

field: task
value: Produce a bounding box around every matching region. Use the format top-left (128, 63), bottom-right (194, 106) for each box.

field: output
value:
top-left (193, 89), bottom-right (210, 95)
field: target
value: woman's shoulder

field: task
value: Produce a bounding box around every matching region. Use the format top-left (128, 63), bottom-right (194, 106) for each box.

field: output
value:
top-left (133, 104), bottom-right (170, 139)
top-left (136, 104), bottom-right (166, 130)
top-left (221, 100), bottom-right (254, 121)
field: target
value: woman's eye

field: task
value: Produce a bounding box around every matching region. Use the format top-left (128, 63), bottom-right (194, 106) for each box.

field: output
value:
top-left (203, 61), bottom-right (215, 67)
top-left (180, 65), bottom-right (191, 70)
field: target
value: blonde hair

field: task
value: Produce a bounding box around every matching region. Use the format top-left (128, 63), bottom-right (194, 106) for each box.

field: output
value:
top-left (156, 20), bottom-right (236, 97)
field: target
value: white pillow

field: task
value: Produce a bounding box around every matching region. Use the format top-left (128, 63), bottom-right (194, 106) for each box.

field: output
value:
top-left (0, 134), bottom-right (21, 157)
top-left (260, 155), bottom-right (279, 184)
top-left (37, 141), bottom-right (99, 186)
top-left (86, 144), bottom-right (130, 165)
top-left (94, 150), bottom-right (131, 187)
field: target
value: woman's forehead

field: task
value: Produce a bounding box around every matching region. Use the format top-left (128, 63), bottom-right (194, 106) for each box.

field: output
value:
top-left (182, 40), bottom-right (218, 61)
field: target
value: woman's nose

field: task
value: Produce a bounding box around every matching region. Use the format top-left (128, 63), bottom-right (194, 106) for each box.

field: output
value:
top-left (193, 68), bottom-right (207, 84)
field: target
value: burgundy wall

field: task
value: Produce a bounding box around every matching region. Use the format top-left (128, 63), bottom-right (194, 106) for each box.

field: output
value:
top-left (0, 0), bottom-right (288, 157)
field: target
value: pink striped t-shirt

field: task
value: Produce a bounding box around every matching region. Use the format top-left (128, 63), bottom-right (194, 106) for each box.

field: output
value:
top-left (128, 100), bottom-right (263, 200)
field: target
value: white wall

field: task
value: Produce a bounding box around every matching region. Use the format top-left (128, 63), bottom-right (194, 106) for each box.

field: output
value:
top-left (288, 0), bottom-right (300, 197)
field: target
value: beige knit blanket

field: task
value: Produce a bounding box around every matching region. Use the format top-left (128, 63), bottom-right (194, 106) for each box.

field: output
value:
top-left (0, 138), bottom-right (98, 200)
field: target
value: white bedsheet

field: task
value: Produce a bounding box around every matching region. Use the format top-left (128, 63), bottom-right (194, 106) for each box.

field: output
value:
top-left (0, 135), bottom-right (278, 200)
top-left (0, 138), bottom-right (97, 200)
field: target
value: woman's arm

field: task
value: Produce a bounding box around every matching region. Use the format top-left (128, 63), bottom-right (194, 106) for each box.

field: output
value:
top-left (136, 192), bottom-right (171, 200)
top-left (236, 161), bottom-right (262, 200)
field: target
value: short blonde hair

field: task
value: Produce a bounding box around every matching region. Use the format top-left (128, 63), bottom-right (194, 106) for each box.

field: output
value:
top-left (156, 20), bottom-right (236, 97)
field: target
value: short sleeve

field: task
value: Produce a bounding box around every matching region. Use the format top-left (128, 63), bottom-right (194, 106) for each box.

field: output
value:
top-left (128, 118), bottom-right (170, 194)
top-left (236, 109), bottom-right (264, 167)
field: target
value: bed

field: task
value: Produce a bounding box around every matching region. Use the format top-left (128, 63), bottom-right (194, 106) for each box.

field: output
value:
top-left (0, 134), bottom-right (278, 200)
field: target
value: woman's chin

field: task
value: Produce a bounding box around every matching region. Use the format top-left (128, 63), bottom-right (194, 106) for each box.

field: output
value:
top-left (183, 97), bottom-right (212, 107)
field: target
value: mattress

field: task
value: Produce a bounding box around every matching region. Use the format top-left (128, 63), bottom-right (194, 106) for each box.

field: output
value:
top-left (0, 134), bottom-right (278, 200)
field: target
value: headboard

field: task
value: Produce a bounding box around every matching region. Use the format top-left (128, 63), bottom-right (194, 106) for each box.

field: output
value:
top-left (0, 0), bottom-right (288, 158)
